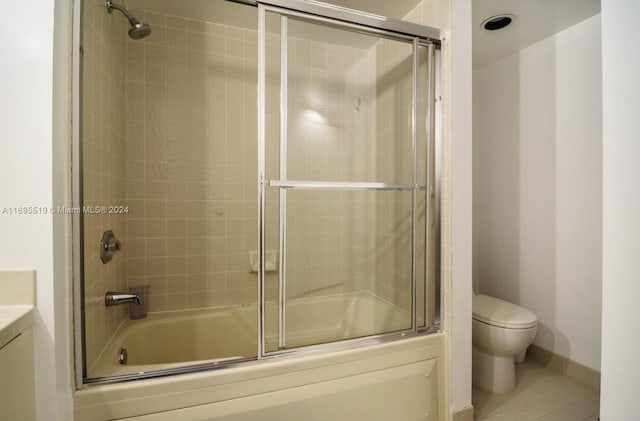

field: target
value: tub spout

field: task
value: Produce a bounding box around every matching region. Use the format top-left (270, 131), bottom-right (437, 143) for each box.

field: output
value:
top-left (105, 292), bottom-right (141, 306)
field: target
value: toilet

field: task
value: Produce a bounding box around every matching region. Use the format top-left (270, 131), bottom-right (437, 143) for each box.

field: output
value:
top-left (472, 294), bottom-right (537, 394)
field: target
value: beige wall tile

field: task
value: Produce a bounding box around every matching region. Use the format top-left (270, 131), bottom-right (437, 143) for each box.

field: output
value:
top-left (82, 0), bottom-right (129, 371)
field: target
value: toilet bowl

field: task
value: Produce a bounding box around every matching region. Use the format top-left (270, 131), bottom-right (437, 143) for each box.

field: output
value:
top-left (472, 294), bottom-right (537, 394)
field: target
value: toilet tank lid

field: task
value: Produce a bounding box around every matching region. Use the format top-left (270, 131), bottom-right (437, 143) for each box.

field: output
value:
top-left (472, 294), bottom-right (537, 329)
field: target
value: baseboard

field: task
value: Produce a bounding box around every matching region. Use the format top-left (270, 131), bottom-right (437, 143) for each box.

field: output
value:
top-left (452, 405), bottom-right (474, 421)
top-left (527, 344), bottom-right (600, 390)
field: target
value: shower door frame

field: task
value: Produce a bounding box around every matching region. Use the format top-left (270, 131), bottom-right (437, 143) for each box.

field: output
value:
top-left (73, 0), bottom-right (442, 387)
top-left (255, 0), bottom-right (442, 359)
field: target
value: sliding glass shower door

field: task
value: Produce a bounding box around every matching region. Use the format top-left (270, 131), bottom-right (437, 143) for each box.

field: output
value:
top-left (76, 0), bottom-right (440, 385)
top-left (257, 4), bottom-right (439, 354)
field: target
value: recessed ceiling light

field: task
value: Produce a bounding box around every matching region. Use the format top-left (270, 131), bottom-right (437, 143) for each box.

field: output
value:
top-left (481, 14), bottom-right (514, 31)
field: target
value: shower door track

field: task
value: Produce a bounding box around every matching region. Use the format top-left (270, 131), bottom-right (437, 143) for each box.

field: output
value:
top-left (232, 0), bottom-right (440, 43)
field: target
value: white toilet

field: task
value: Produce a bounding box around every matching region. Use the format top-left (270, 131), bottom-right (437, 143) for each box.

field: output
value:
top-left (472, 294), bottom-right (537, 394)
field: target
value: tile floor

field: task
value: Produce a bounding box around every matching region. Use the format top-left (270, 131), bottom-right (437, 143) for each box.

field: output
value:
top-left (473, 358), bottom-right (600, 420)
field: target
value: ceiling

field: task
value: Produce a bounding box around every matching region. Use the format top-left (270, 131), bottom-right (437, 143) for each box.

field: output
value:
top-left (473, 0), bottom-right (600, 69)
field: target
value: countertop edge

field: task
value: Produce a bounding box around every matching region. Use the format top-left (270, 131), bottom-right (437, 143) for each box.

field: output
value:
top-left (0, 305), bottom-right (35, 349)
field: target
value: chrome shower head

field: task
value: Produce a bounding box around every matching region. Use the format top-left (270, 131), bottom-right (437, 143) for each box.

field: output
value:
top-left (106, 1), bottom-right (152, 40)
top-left (127, 20), bottom-right (152, 40)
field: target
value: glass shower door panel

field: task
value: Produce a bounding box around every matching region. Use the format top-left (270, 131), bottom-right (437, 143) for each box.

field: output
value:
top-left (260, 8), bottom-right (435, 353)
top-left (281, 190), bottom-right (413, 349)
top-left (285, 18), bottom-right (415, 185)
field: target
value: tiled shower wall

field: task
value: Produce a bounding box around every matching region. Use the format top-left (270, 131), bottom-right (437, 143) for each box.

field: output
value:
top-left (283, 38), bottom-right (377, 299)
top-left (122, 12), bottom-right (261, 312)
top-left (373, 38), bottom-right (414, 314)
top-left (82, 0), bottom-right (129, 370)
top-left (122, 10), bottom-right (378, 312)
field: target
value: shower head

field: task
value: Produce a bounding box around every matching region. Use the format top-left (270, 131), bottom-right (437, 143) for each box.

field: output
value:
top-left (106, 1), bottom-right (152, 40)
top-left (128, 20), bottom-right (152, 40)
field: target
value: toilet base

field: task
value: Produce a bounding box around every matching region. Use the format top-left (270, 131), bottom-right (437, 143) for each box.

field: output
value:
top-left (472, 346), bottom-right (516, 394)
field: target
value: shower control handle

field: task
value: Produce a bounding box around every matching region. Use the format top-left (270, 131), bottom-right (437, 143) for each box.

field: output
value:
top-left (100, 230), bottom-right (121, 264)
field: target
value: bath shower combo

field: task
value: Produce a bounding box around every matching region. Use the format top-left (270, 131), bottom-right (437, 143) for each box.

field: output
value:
top-left (74, 0), bottom-right (445, 418)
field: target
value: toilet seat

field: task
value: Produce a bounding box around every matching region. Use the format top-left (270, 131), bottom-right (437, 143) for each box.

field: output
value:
top-left (473, 294), bottom-right (537, 329)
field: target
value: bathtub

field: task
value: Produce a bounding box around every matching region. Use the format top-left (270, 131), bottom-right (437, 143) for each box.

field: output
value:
top-left (78, 292), bottom-right (445, 420)
top-left (89, 291), bottom-right (413, 377)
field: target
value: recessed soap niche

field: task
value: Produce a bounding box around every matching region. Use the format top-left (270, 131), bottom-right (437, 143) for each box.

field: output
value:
top-left (249, 250), bottom-right (277, 272)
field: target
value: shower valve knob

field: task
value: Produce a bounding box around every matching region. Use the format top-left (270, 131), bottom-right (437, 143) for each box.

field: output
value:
top-left (104, 239), bottom-right (121, 251)
top-left (100, 230), bottom-right (121, 263)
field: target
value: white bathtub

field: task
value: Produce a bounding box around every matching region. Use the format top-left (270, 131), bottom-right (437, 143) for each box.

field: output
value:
top-left (78, 292), bottom-right (444, 420)
top-left (89, 291), bottom-right (412, 377)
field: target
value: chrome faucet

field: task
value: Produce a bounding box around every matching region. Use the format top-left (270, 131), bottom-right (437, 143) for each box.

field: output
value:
top-left (105, 292), bottom-right (141, 306)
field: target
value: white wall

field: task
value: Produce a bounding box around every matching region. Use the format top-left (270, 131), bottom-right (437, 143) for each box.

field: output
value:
top-left (0, 0), bottom-right (73, 419)
top-left (451, 0), bottom-right (473, 414)
top-left (600, 0), bottom-right (640, 417)
top-left (52, 0), bottom-right (74, 418)
top-left (473, 15), bottom-right (602, 371)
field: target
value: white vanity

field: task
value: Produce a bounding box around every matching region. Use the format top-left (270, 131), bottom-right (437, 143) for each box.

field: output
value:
top-left (0, 271), bottom-right (35, 420)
